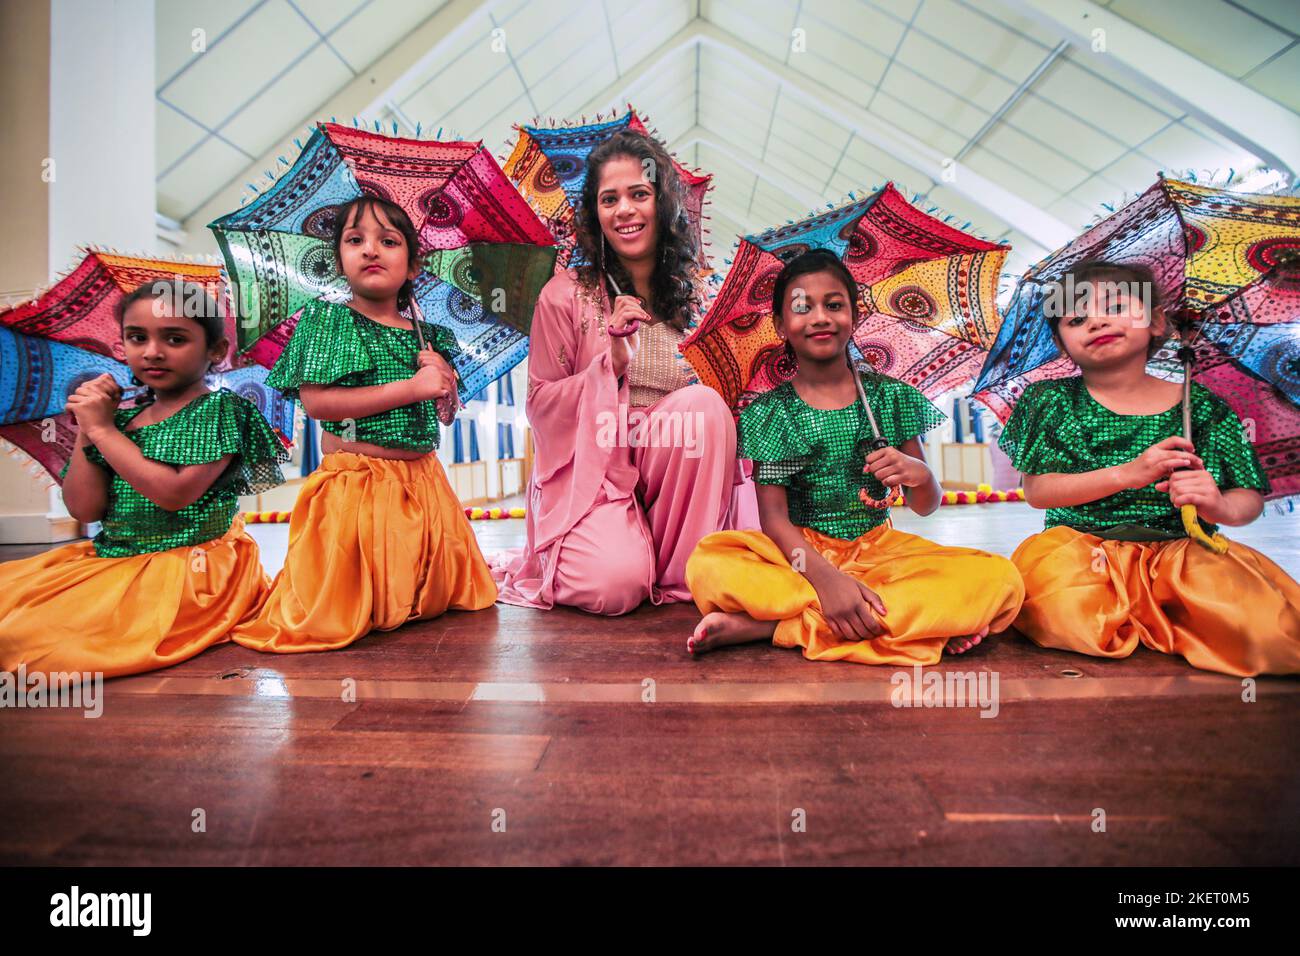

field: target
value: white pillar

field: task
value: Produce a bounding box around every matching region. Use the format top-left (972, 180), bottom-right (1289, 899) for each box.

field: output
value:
top-left (0, 0), bottom-right (156, 543)
top-left (48, 0), bottom-right (156, 269)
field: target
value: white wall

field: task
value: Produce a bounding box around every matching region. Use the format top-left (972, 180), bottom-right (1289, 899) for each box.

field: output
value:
top-left (0, 0), bottom-right (157, 541)
top-left (48, 0), bottom-right (156, 271)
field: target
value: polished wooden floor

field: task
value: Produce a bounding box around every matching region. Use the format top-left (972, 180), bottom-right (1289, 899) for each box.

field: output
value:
top-left (2, 503), bottom-right (1298, 866)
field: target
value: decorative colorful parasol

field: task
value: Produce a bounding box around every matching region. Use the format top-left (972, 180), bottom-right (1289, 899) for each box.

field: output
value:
top-left (209, 121), bottom-right (558, 398)
top-left (681, 182), bottom-right (1008, 413)
top-left (0, 328), bottom-right (128, 483)
top-left (502, 106), bottom-right (713, 272)
top-left (0, 250), bottom-right (293, 484)
top-left (0, 250), bottom-right (250, 368)
top-left (973, 176), bottom-right (1300, 550)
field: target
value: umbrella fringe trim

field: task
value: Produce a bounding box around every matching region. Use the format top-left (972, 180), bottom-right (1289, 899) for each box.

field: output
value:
top-left (235, 116), bottom-right (476, 208)
top-left (0, 438), bottom-right (58, 491)
top-left (6, 247), bottom-right (224, 313)
top-left (1170, 165), bottom-right (1290, 195)
top-left (1075, 167), bottom-right (1291, 238)
top-left (746, 181), bottom-right (1006, 249)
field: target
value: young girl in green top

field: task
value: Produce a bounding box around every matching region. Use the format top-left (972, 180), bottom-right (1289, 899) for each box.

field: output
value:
top-left (0, 281), bottom-right (287, 678)
top-left (231, 196), bottom-right (497, 653)
top-left (685, 250), bottom-right (1025, 664)
top-left (1001, 260), bottom-right (1299, 676)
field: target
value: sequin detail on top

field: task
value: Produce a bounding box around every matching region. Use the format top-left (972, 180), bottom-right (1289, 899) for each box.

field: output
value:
top-left (265, 298), bottom-right (461, 452)
top-left (999, 376), bottom-right (1269, 537)
top-left (738, 371), bottom-right (946, 540)
top-left (75, 389), bottom-right (288, 558)
top-left (626, 321), bottom-right (696, 407)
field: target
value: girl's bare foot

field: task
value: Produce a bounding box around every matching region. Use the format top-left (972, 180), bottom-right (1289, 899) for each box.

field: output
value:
top-left (687, 611), bottom-right (777, 655)
top-left (945, 625), bottom-right (990, 656)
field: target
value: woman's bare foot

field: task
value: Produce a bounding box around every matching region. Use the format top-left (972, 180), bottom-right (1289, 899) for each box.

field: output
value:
top-left (687, 611), bottom-right (777, 655)
top-left (945, 625), bottom-right (990, 656)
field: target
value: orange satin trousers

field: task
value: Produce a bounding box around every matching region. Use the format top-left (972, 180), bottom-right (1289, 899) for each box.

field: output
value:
top-left (1012, 526), bottom-right (1300, 676)
top-left (232, 451), bottom-right (497, 653)
top-left (687, 523), bottom-right (1025, 665)
top-left (0, 518), bottom-right (267, 678)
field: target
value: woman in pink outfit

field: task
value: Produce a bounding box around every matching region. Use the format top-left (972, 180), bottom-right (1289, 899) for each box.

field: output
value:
top-left (491, 130), bottom-right (755, 614)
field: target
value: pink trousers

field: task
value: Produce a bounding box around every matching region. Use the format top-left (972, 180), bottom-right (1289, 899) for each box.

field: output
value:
top-left (496, 384), bottom-right (756, 615)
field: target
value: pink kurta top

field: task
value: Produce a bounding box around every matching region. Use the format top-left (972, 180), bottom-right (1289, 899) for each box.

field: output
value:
top-left (494, 268), bottom-right (758, 611)
top-left (525, 268), bottom-right (642, 553)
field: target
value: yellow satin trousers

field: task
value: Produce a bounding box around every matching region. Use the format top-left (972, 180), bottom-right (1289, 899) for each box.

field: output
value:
top-left (0, 518), bottom-right (266, 678)
top-left (232, 451), bottom-right (497, 653)
top-left (1012, 525), bottom-right (1300, 676)
top-left (686, 523), bottom-right (1025, 665)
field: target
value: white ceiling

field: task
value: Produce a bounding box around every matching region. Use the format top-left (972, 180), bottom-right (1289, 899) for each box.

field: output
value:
top-left (156, 0), bottom-right (1298, 280)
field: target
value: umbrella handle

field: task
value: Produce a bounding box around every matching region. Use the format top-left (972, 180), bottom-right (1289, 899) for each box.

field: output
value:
top-left (860, 435), bottom-right (896, 504)
top-left (1177, 344), bottom-right (1228, 554)
top-left (852, 361), bottom-right (894, 502)
top-left (409, 298), bottom-right (459, 425)
top-left (851, 360), bottom-right (885, 440)
top-left (604, 271), bottom-right (643, 338)
top-left (1181, 504), bottom-right (1229, 554)
top-left (404, 296), bottom-right (429, 351)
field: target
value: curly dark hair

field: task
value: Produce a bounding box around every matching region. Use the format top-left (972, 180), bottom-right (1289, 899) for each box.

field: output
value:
top-left (575, 130), bottom-right (700, 331)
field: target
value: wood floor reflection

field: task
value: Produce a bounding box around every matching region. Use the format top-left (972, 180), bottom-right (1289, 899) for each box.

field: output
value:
top-left (2, 503), bottom-right (1297, 865)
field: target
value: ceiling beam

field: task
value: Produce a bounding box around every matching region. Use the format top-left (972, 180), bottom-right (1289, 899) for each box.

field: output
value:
top-left (673, 125), bottom-right (824, 209)
top-left (574, 22), bottom-right (699, 117)
top-left (179, 8), bottom-right (1075, 253)
top-left (1001, 0), bottom-right (1299, 179)
top-left (693, 22), bottom-right (1074, 249)
top-left (574, 19), bottom-right (1071, 248)
top-left (178, 0), bottom-right (492, 251)
top-left (385, 100), bottom-right (420, 135)
top-left (701, 206), bottom-right (750, 252)
top-left (955, 41), bottom-right (1069, 163)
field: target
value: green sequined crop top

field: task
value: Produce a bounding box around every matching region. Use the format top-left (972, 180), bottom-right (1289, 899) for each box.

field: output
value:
top-left (739, 371), bottom-right (946, 540)
top-left (999, 376), bottom-right (1269, 538)
top-left (266, 298), bottom-right (461, 452)
top-left (73, 388), bottom-right (287, 558)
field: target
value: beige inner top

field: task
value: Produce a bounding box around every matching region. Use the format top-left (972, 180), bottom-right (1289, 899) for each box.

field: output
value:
top-left (625, 320), bottom-right (695, 408)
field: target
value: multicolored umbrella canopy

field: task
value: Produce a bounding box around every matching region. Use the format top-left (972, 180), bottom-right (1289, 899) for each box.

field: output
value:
top-left (209, 121), bottom-right (557, 397)
top-left (503, 107), bottom-right (713, 271)
top-left (0, 327), bottom-right (126, 426)
top-left (0, 251), bottom-right (293, 484)
top-left (682, 182), bottom-right (1009, 412)
top-left (973, 177), bottom-right (1300, 501)
top-left (0, 251), bottom-right (250, 368)
top-left (0, 326), bottom-right (136, 486)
